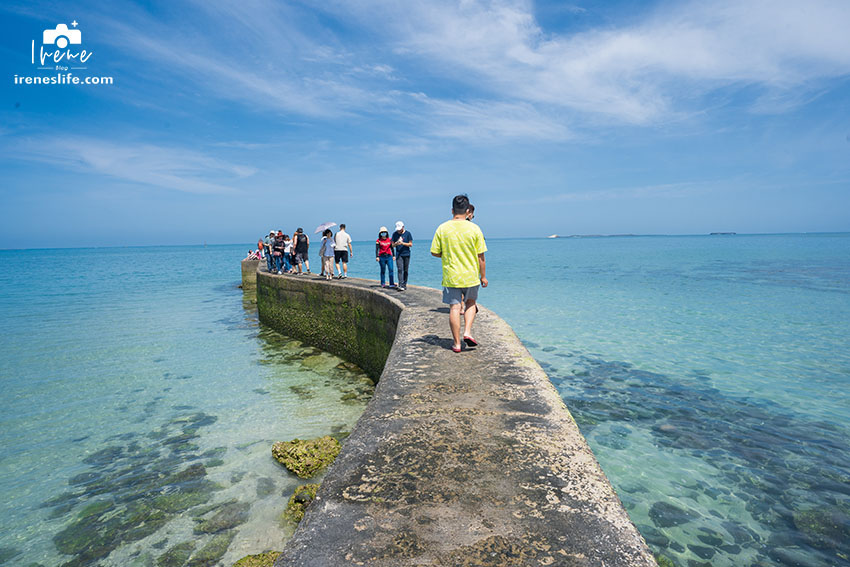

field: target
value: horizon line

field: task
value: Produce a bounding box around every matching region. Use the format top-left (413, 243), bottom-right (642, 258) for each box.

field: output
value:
top-left (2, 232), bottom-right (849, 252)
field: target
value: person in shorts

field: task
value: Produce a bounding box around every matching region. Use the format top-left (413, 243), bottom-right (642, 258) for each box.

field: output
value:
top-left (334, 223), bottom-right (353, 278)
top-left (320, 229), bottom-right (336, 280)
top-left (292, 228), bottom-right (310, 274)
top-left (430, 194), bottom-right (488, 353)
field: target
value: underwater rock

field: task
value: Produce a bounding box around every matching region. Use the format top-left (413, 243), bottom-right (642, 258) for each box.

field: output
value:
top-left (300, 354), bottom-right (329, 370)
top-left (232, 551), bottom-right (281, 567)
top-left (77, 500), bottom-right (114, 519)
top-left (194, 501), bottom-right (251, 534)
top-left (256, 477), bottom-right (276, 497)
top-left (82, 446), bottom-right (124, 466)
top-left (0, 547), bottom-right (21, 564)
top-left (272, 436), bottom-right (341, 478)
top-left (336, 361), bottom-right (364, 373)
top-left (68, 472), bottom-right (102, 486)
top-left (152, 488), bottom-right (212, 514)
top-left (793, 508), bottom-right (850, 550)
top-left (167, 463), bottom-right (207, 484)
top-left (636, 525), bottom-right (669, 548)
top-left (654, 555), bottom-right (674, 567)
top-left (687, 545), bottom-right (715, 560)
top-left (187, 531), bottom-right (235, 567)
top-left (156, 541), bottom-right (196, 567)
top-left (649, 501), bottom-right (699, 528)
top-left (283, 484), bottom-right (319, 524)
top-left (695, 530), bottom-right (724, 547)
top-left (288, 384), bottom-right (315, 400)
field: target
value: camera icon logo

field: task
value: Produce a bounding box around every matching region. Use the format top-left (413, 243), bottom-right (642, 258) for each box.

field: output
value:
top-left (43, 23), bottom-right (82, 49)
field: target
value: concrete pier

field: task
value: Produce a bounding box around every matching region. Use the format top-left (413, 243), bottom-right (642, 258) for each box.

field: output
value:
top-left (255, 268), bottom-right (656, 567)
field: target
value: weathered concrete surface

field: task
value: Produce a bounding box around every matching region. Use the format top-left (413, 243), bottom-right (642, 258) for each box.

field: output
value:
top-left (241, 259), bottom-right (260, 292)
top-left (256, 269), bottom-right (656, 567)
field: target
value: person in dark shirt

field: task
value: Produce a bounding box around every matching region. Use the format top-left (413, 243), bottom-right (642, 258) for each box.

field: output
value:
top-left (292, 228), bottom-right (311, 274)
top-left (392, 220), bottom-right (413, 291)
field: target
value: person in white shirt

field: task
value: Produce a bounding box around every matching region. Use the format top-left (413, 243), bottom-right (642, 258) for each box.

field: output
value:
top-left (333, 223), bottom-right (353, 278)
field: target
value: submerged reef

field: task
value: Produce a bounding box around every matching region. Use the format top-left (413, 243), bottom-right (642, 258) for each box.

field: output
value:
top-left (535, 351), bottom-right (850, 567)
top-left (272, 436), bottom-right (341, 479)
top-left (40, 411), bottom-right (233, 566)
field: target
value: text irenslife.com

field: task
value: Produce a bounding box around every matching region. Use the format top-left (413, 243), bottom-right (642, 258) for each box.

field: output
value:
top-left (13, 73), bottom-right (113, 85)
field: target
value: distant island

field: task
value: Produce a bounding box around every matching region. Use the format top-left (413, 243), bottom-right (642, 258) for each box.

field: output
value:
top-left (545, 233), bottom-right (739, 238)
top-left (546, 234), bottom-right (638, 239)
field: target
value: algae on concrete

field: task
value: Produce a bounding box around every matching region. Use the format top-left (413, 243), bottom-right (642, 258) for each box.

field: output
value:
top-left (272, 436), bottom-right (340, 479)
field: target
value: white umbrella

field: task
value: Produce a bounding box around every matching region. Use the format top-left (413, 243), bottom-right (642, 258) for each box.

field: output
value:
top-left (314, 222), bottom-right (337, 234)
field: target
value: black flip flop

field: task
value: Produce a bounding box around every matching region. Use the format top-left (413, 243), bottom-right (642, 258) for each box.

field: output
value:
top-left (463, 336), bottom-right (478, 347)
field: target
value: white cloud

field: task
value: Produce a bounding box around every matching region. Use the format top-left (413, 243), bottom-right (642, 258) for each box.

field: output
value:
top-left (10, 137), bottom-right (255, 194)
top-left (87, 0), bottom-right (380, 118)
top-left (328, 0), bottom-right (850, 124)
top-left (411, 94), bottom-right (570, 141)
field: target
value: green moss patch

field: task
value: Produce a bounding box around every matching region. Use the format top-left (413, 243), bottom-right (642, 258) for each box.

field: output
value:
top-left (272, 436), bottom-right (340, 478)
top-left (283, 484), bottom-right (319, 524)
top-left (232, 551), bottom-right (282, 567)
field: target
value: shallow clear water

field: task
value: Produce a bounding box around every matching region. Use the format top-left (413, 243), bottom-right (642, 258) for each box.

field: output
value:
top-left (0, 245), bottom-right (373, 567)
top-left (2, 234), bottom-right (850, 567)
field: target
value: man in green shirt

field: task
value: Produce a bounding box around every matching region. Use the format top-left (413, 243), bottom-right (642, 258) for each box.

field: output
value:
top-left (430, 194), bottom-right (488, 353)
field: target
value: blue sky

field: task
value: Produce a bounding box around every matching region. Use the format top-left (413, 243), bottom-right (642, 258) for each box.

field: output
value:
top-left (2, 0), bottom-right (849, 248)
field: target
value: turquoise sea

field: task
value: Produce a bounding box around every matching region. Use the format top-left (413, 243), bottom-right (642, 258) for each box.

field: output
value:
top-left (1, 233), bottom-right (849, 567)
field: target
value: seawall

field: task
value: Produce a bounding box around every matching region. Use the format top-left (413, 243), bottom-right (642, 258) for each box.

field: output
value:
top-left (255, 268), bottom-right (656, 566)
top-left (241, 259), bottom-right (260, 292)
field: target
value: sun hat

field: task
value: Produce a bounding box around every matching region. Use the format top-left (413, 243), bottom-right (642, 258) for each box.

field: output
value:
top-left (379, 226), bottom-right (388, 233)
top-left (395, 221), bottom-right (404, 231)
top-left (269, 230), bottom-right (275, 235)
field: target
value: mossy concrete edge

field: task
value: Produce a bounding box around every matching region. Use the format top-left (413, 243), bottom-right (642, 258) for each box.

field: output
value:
top-left (256, 271), bottom-right (402, 381)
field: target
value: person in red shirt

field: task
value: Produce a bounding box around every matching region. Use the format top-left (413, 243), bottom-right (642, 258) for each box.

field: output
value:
top-left (375, 226), bottom-right (396, 288)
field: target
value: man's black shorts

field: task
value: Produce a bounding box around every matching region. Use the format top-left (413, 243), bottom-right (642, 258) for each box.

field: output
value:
top-left (334, 250), bottom-right (349, 263)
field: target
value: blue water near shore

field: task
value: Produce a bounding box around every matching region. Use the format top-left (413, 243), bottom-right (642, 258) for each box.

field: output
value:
top-left (2, 233), bottom-right (849, 566)
top-left (0, 246), bottom-right (374, 566)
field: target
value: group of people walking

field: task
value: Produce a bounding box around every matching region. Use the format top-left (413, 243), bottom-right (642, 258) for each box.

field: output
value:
top-left (247, 194), bottom-right (486, 352)
top-left (256, 225), bottom-right (354, 280)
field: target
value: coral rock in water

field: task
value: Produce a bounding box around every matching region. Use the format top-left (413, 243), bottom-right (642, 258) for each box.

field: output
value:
top-left (271, 436), bottom-right (341, 478)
